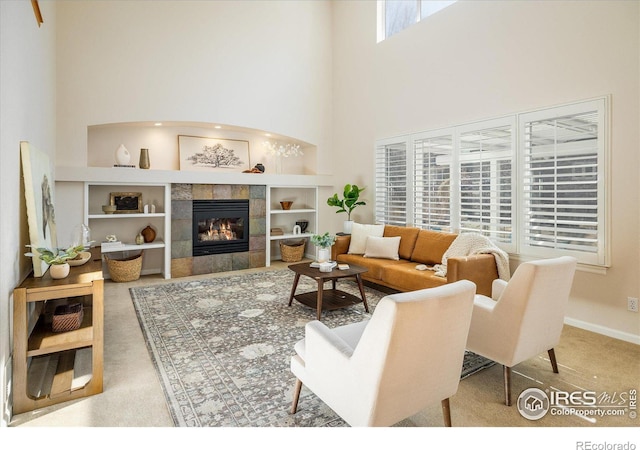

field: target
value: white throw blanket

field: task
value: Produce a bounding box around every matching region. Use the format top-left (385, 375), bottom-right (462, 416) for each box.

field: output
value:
top-left (432, 232), bottom-right (510, 281)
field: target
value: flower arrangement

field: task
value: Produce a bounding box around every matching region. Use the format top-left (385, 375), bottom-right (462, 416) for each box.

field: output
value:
top-left (25, 243), bottom-right (86, 265)
top-left (310, 232), bottom-right (336, 249)
top-left (263, 141), bottom-right (303, 158)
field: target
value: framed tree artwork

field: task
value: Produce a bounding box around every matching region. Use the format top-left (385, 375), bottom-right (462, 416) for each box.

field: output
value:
top-left (178, 135), bottom-right (251, 172)
top-left (21, 141), bottom-right (58, 277)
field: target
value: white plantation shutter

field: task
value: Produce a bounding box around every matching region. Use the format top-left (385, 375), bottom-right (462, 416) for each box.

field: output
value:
top-left (413, 131), bottom-right (454, 232)
top-left (519, 99), bottom-right (606, 265)
top-left (458, 119), bottom-right (515, 252)
top-left (375, 139), bottom-right (409, 226)
top-left (375, 97), bottom-right (608, 266)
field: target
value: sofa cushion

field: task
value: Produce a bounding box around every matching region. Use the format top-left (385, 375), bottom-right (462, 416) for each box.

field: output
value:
top-left (364, 236), bottom-right (401, 260)
top-left (383, 225), bottom-right (420, 260)
top-left (411, 229), bottom-right (458, 265)
top-left (381, 262), bottom-right (449, 291)
top-left (348, 223), bottom-right (385, 254)
top-left (335, 253), bottom-right (406, 281)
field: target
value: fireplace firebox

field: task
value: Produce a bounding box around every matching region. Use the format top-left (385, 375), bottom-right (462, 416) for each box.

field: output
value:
top-left (192, 200), bottom-right (249, 256)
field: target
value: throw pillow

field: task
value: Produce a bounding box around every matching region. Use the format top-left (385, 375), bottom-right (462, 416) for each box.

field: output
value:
top-left (348, 223), bottom-right (385, 254)
top-left (364, 236), bottom-right (401, 260)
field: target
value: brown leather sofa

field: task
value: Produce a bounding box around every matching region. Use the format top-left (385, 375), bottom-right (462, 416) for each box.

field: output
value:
top-left (331, 225), bottom-right (499, 296)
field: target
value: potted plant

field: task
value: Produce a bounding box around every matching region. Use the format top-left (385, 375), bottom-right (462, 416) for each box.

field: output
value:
top-left (310, 232), bottom-right (336, 263)
top-left (25, 243), bottom-right (86, 279)
top-left (327, 184), bottom-right (366, 234)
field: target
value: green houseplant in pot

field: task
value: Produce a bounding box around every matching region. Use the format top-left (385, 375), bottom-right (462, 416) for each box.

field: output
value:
top-left (327, 184), bottom-right (366, 234)
top-left (310, 232), bottom-right (336, 263)
top-left (25, 243), bottom-right (85, 279)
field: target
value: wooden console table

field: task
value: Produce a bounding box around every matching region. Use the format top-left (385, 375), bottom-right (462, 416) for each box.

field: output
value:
top-left (12, 248), bottom-right (104, 414)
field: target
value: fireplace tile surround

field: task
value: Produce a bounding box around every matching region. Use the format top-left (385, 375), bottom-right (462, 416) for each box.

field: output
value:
top-left (170, 183), bottom-right (266, 278)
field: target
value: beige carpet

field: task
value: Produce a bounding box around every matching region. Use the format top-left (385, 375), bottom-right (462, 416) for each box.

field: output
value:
top-left (9, 263), bottom-right (639, 445)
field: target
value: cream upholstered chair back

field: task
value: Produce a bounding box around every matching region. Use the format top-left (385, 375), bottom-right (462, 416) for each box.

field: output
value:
top-left (478, 256), bottom-right (577, 367)
top-left (290, 280), bottom-right (476, 427)
top-left (465, 256), bottom-right (577, 405)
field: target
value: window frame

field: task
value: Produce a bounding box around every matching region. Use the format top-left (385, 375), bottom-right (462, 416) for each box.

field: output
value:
top-left (374, 97), bottom-right (610, 268)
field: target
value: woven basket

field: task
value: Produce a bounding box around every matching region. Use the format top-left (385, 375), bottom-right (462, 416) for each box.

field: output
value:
top-left (280, 240), bottom-right (305, 262)
top-left (105, 251), bottom-right (143, 282)
top-left (52, 303), bottom-right (84, 333)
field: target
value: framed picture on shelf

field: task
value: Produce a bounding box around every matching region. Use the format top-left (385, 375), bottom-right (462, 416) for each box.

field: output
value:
top-left (178, 135), bottom-right (250, 172)
top-left (110, 192), bottom-right (143, 213)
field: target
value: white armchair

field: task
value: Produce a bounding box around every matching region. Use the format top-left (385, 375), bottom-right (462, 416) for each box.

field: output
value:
top-left (289, 280), bottom-right (476, 427)
top-left (465, 256), bottom-right (578, 406)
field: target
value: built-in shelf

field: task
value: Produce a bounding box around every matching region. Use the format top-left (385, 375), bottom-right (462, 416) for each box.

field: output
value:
top-left (56, 166), bottom-right (333, 187)
top-left (88, 213), bottom-right (165, 219)
top-left (270, 233), bottom-right (315, 241)
top-left (100, 240), bottom-right (166, 253)
top-left (271, 209), bottom-right (316, 215)
top-left (267, 186), bottom-right (318, 265)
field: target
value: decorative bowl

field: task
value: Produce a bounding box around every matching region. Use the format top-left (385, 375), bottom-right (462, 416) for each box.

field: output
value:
top-left (280, 201), bottom-right (293, 210)
top-left (102, 204), bottom-right (117, 214)
top-left (68, 251), bottom-right (91, 266)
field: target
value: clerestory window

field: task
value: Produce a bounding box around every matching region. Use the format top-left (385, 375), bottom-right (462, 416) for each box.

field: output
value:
top-left (378, 0), bottom-right (458, 42)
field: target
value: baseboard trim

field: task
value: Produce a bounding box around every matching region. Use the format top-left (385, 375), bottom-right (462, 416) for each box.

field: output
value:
top-left (565, 317), bottom-right (640, 345)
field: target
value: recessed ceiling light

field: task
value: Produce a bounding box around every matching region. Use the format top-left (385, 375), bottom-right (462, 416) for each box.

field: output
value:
top-left (214, 125), bottom-right (222, 129)
top-left (154, 122), bottom-right (162, 126)
top-left (265, 133), bottom-right (271, 137)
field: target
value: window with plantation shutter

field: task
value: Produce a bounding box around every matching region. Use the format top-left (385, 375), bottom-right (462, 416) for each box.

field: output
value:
top-left (374, 96), bottom-right (608, 267)
top-left (375, 139), bottom-right (408, 226)
top-left (519, 100), bottom-right (606, 265)
top-left (458, 119), bottom-right (515, 252)
top-left (413, 131), bottom-right (454, 232)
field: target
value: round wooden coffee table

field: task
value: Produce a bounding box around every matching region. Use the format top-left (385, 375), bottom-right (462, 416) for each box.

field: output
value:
top-left (287, 262), bottom-right (369, 320)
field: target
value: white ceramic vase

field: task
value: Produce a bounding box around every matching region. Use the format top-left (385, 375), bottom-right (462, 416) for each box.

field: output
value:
top-left (317, 247), bottom-right (331, 263)
top-left (343, 220), bottom-right (354, 235)
top-left (50, 263), bottom-right (70, 279)
top-left (115, 144), bottom-right (131, 165)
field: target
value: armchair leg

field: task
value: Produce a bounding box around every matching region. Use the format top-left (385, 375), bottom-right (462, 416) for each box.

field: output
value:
top-left (441, 398), bottom-right (452, 427)
top-left (548, 348), bottom-right (559, 373)
top-left (503, 365), bottom-right (512, 406)
top-left (290, 378), bottom-right (302, 414)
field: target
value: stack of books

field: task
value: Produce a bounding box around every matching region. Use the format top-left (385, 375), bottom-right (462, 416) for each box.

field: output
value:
top-left (101, 240), bottom-right (124, 250)
top-left (270, 228), bottom-right (284, 236)
top-left (310, 261), bottom-right (337, 269)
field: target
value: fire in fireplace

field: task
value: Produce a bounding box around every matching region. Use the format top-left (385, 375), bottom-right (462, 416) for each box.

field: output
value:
top-left (192, 200), bottom-right (249, 256)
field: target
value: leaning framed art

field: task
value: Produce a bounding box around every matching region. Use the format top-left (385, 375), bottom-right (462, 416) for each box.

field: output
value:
top-left (178, 135), bottom-right (250, 172)
top-left (21, 141), bottom-right (58, 277)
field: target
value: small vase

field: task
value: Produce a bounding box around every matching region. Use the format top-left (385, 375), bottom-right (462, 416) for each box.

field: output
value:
top-left (136, 233), bottom-right (144, 245)
top-left (141, 225), bottom-right (156, 243)
top-left (139, 148), bottom-right (150, 169)
top-left (115, 144), bottom-right (130, 165)
top-left (317, 247), bottom-right (331, 263)
top-left (50, 263), bottom-right (70, 279)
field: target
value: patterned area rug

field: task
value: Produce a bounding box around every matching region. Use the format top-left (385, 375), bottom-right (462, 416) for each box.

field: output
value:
top-left (129, 269), bottom-right (494, 427)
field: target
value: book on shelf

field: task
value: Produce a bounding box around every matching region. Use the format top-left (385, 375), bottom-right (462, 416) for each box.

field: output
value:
top-left (101, 241), bottom-right (124, 249)
top-left (113, 164), bottom-right (136, 168)
top-left (270, 228), bottom-right (284, 236)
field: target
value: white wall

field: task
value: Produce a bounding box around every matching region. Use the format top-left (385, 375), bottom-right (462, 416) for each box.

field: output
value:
top-left (56, 0), bottom-right (333, 168)
top-left (332, 0), bottom-right (640, 342)
top-left (55, 0), bottom-right (334, 241)
top-left (0, 0), bottom-right (57, 425)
